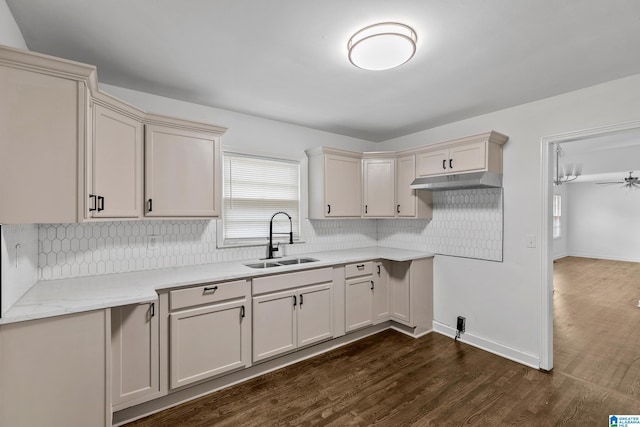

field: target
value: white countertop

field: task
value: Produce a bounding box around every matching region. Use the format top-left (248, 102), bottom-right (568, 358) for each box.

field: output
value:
top-left (0, 247), bottom-right (433, 325)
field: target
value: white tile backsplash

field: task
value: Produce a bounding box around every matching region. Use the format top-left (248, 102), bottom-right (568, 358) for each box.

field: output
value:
top-left (378, 188), bottom-right (503, 261)
top-left (21, 189), bottom-right (502, 282)
top-left (37, 219), bottom-right (378, 280)
top-left (1, 224), bottom-right (38, 315)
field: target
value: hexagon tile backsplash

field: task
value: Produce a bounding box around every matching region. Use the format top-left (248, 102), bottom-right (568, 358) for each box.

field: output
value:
top-left (37, 219), bottom-right (378, 280)
top-left (32, 188), bottom-right (502, 281)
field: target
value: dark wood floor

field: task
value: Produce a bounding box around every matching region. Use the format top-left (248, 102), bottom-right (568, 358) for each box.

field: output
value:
top-left (127, 257), bottom-right (640, 426)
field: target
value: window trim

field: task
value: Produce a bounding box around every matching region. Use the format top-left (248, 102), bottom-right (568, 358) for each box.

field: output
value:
top-left (216, 146), bottom-right (307, 249)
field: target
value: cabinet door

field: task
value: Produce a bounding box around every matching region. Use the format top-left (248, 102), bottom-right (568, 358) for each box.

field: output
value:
top-left (396, 155), bottom-right (416, 217)
top-left (170, 299), bottom-right (248, 389)
top-left (363, 158), bottom-right (395, 217)
top-left (449, 141), bottom-right (486, 173)
top-left (297, 283), bottom-right (333, 348)
top-left (390, 261), bottom-right (412, 325)
top-left (90, 103), bottom-right (142, 218)
top-left (0, 66), bottom-right (84, 224)
top-left (111, 302), bottom-right (160, 409)
top-left (416, 148), bottom-right (449, 177)
top-left (145, 124), bottom-right (220, 217)
top-left (0, 310), bottom-right (108, 427)
top-left (253, 289), bottom-right (297, 362)
top-left (324, 154), bottom-right (362, 217)
top-left (373, 262), bottom-right (390, 323)
top-left (345, 276), bottom-right (374, 332)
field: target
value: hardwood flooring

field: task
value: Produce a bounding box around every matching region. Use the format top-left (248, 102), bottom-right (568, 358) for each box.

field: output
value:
top-left (127, 257), bottom-right (640, 426)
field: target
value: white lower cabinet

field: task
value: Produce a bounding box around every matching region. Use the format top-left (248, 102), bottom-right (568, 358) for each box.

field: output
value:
top-left (345, 275), bottom-right (374, 332)
top-left (111, 302), bottom-right (161, 411)
top-left (345, 261), bottom-right (390, 332)
top-left (389, 258), bottom-right (434, 333)
top-left (0, 310), bottom-right (109, 427)
top-left (168, 280), bottom-right (251, 389)
top-left (252, 268), bottom-right (334, 363)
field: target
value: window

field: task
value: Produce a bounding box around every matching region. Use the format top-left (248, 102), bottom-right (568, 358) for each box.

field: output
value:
top-left (552, 195), bottom-right (561, 239)
top-left (220, 151), bottom-right (301, 247)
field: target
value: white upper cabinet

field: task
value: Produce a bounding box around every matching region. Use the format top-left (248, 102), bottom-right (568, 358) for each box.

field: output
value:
top-left (396, 155), bottom-right (432, 218)
top-left (416, 131), bottom-right (508, 178)
top-left (363, 157), bottom-right (395, 217)
top-left (87, 95), bottom-right (143, 219)
top-left (0, 45), bottom-right (227, 224)
top-left (307, 147), bottom-right (362, 218)
top-left (145, 118), bottom-right (224, 218)
top-left (0, 46), bottom-right (95, 224)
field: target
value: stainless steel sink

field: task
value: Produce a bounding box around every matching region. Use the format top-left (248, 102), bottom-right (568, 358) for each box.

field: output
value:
top-left (244, 257), bottom-right (319, 268)
top-left (277, 257), bottom-right (318, 265)
top-left (244, 262), bottom-right (281, 269)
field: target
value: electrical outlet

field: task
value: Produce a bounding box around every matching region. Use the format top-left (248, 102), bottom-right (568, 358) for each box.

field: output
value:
top-left (147, 235), bottom-right (162, 250)
top-left (456, 316), bottom-right (466, 334)
top-left (526, 234), bottom-right (536, 248)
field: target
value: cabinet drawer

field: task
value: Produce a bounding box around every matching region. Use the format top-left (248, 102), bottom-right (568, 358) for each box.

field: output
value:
top-left (345, 261), bottom-right (373, 279)
top-left (170, 280), bottom-right (249, 311)
top-left (252, 267), bottom-right (333, 296)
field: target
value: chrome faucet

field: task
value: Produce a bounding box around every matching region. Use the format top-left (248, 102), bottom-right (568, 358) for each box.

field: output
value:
top-left (267, 211), bottom-right (293, 259)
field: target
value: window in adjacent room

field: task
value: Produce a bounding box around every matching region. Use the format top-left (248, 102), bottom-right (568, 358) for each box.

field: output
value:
top-left (219, 151), bottom-right (301, 247)
top-left (552, 195), bottom-right (561, 239)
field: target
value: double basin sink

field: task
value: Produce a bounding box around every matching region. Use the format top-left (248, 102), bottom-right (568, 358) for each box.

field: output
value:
top-left (244, 257), bottom-right (319, 269)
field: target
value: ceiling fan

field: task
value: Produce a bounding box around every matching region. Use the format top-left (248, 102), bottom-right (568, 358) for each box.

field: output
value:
top-left (596, 171), bottom-right (640, 189)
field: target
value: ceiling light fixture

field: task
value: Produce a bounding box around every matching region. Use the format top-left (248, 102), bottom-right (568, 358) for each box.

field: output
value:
top-left (348, 22), bottom-right (417, 71)
top-left (553, 143), bottom-right (581, 186)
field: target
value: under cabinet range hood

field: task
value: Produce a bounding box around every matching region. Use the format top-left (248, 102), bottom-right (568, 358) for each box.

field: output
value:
top-left (410, 171), bottom-right (503, 191)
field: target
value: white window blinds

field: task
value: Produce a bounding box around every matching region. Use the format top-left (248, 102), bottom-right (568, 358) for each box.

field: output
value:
top-left (223, 153), bottom-right (300, 244)
top-left (552, 195), bottom-right (561, 239)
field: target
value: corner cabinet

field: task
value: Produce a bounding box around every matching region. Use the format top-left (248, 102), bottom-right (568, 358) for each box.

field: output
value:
top-left (307, 147), bottom-right (362, 218)
top-left (388, 258), bottom-right (434, 335)
top-left (87, 93), bottom-right (144, 219)
top-left (416, 131), bottom-right (508, 178)
top-left (144, 116), bottom-right (225, 218)
top-left (363, 157), bottom-right (396, 217)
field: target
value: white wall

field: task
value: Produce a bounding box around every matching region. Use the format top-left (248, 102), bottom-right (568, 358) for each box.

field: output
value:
top-left (378, 73), bottom-right (640, 367)
top-left (0, 0), bottom-right (26, 49)
top-left (552, 184), bottom-right (568, 259)
top-left (100, 84), bottom-right (374, 157)
top-left (567, 182), bottom-right (640, 262)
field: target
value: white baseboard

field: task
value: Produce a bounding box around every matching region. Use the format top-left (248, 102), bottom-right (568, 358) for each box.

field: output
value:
top-left (432, 321), bottom-right (540, 369)
top-left (566, 252), bottom-right (640, 263)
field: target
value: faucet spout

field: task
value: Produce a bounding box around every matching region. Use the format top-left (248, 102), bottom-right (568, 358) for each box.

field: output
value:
top-left (268, 211), bottom-right (293, 259)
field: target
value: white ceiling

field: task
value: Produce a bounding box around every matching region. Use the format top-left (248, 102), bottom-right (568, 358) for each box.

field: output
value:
top-left (7, 0), bottom-right (640, 142)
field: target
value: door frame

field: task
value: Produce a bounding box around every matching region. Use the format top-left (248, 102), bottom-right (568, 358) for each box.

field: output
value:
top-left (539, 119), bottom-right (640, 371)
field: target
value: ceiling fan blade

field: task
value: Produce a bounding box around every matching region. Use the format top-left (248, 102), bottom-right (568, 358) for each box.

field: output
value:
top-left (596, 181), bottom-right (624, 185)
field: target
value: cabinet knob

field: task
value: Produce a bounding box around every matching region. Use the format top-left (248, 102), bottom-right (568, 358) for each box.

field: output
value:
top-left (97, 196), bottom-right (105, 212)
top-left (293, 295), bottom-right (297, 307)
top-left (449, 159), bottom-right (453, 169)
top-left (370, 280), bottom-right (374, 290)
top-left (327, 204), bottom-right (331, 214)
top-left (89, 194), bottom-right (97, 212)
top-left (299, 294), bottom-right (304, 306)
top-left (150, 302), bottom-right (155, 317)
top-left (442, 159), bottom-right (446, 170)
top-left (203, 285), bottom-right (218, 292)
top-left (148, 198), bottom-right (153, 212)
top-left (397, 204), bottom-right (400, 214)
top-left (240, 305), bottom-right (245, 318)
top-left (365, 205), bottom-right (368, 214)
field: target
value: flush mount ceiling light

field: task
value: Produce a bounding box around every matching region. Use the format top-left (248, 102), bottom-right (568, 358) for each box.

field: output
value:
top-left (348, 22), bottom-right (417, 71)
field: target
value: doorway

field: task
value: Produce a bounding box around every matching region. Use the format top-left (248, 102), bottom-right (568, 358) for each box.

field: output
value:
top-left (541, 120), bottom-right (640, 370)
